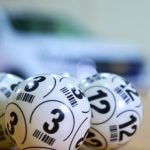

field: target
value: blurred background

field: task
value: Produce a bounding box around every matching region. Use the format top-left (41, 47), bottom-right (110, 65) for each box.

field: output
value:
top-left (0, 0), bottom-right (150, 89)
top-left (0, 1), bottom-right (150, 149)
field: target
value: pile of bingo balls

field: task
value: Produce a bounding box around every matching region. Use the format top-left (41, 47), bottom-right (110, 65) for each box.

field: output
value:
top-left (0, 72), bottom-right (143, 150)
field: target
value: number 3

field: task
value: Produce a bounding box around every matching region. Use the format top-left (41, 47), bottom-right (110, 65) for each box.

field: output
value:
top-left (7, 112), bottom-right (18, 135)
top-left (24, 76), bottom-right (46, 92)
top-left (71, 88), bottom-right (85, 99)
top-left (43, 109), bottom-right (65, 134)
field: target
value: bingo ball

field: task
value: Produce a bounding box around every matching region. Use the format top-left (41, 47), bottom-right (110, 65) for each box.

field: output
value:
top-left (79, 73), bottom-right (143, 150)
top-left (5, 74), bottom-right (91, 150)
top-left (0, 73), bottom-right (23, 149)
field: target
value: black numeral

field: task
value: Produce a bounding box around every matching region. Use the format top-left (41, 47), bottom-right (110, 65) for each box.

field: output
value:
top-left (85, 131), bottom-right (102, 147)
top-left (7, 112), bottom-right (18, 135)
top-left (125, 89), bottom-right (139, 101)
top-left (119, 115), bottom-right (137, 141)
top-left (75, 129), bottom-right (89, 149)
top-left (120, 80), bottom-right (139, 102)
top-left (43, 109), bottom-right (65, 134)
top-left (24, 76), bottom-right (46, 92)
top-left (10, 82), bottom-right (21, 91)
top-left (88, 90), bottom-right (110, 114)
top-left (71, 88), bottom-right (85, 99)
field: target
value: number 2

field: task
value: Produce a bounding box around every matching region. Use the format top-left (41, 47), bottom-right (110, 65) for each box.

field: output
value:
top-left (88, 90), bottom-right (110, 114)
top-left (85, 131), bottom-right (102, 147)
top-left (119, 115), bottom-right (137, 141)
top-left (75, 129), bottom-right (89, 148)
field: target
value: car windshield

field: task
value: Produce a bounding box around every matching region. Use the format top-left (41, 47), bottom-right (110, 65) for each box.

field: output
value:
top-left (9, 15), bottom-right (84, 35)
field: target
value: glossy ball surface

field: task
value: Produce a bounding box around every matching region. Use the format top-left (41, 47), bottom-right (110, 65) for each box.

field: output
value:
top-left (5, 74), bottom-right (91, 150)
top-left (79, 73), bottom-right (143, 150)
top-left (0, 73), bottom-right (23, 149)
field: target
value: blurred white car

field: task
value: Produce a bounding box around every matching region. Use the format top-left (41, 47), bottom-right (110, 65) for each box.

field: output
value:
top-left (0, 10), bottom-right (145, 87)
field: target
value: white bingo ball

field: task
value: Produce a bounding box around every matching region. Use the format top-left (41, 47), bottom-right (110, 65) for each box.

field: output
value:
top-left (0, 73), bottom-right (23, 149)
top-left (5, 74), bottom-right (91, 150)
top-left (79, 73), bottom-right (143, 150)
